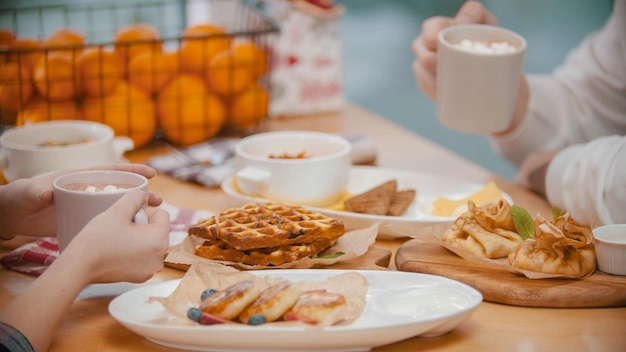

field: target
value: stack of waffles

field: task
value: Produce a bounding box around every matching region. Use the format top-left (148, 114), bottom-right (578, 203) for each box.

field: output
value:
top-left (188, 202), bottom-right (345, 266)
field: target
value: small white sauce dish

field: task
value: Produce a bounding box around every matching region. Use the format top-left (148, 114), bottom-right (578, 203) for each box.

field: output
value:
top-left (593, 224), bottom-right (626, 276)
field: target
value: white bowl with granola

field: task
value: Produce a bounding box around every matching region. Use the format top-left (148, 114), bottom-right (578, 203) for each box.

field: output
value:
top-left (234, 130), bottom-right (352, 207)
top-left (0, 120), bottom-right (133, 181)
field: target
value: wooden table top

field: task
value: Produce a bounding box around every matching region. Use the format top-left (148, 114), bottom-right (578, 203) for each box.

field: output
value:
top-left (1, 103), bottom-right (624, 351)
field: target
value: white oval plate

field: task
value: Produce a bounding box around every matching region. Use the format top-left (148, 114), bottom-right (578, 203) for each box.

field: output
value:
top-left (222, 165), bottom-right (512, 239)
top-left (109, 270), bottom-right (482, 352)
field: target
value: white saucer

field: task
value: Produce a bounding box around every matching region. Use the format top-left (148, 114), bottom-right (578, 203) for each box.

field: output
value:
top-left (221, 165), bottom-right (512, 239)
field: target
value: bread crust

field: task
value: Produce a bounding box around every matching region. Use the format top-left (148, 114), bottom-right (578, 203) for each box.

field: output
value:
top-left (195, 236), bottom-right (335, 266)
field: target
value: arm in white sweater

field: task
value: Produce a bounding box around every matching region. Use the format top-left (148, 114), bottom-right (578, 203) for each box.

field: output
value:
top-left (546, 135), bottom-right (626, 226)
top-left (490, 1), bottom-right (626, 226)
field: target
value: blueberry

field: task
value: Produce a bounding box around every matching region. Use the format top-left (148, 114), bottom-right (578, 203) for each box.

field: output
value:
top-left (200, 288), bottom-right (218, 301)
top-left (187, 307), bottom-right (202, 322)
top-left (247, 314), bottom-right (267, 326)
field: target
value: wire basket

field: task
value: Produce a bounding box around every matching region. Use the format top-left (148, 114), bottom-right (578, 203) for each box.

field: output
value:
top-left (0, 0), bottom-right (279, 148)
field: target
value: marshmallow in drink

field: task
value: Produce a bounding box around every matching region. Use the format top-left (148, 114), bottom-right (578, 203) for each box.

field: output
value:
top-left (455, 39), bottom-right (517, 54)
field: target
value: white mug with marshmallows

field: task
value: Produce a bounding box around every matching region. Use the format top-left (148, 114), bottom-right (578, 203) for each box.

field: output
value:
top-left (436, 24), bottom-right (527, 134)
top-left (53, 170), bottom-right (149, 252)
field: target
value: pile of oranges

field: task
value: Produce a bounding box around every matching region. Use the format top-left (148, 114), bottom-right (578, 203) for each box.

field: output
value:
top-left (0, 23), bottom-right (270, 148)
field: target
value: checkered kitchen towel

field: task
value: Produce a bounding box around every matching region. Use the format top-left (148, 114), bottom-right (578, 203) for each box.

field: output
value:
top-left (0, 203), bottom-right (213, 276)
top-left (0, 238), bottom-right (58, 276)
top-left (146, 133), bottom-right (377, 187)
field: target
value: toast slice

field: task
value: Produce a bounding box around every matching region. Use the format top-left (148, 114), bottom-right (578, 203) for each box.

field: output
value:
top-left (344, 179), bottom-right (397, 215)
top-left (388, 189), bottom-right (417, 216)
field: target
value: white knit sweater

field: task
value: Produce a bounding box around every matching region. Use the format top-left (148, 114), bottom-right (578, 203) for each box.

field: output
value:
top-left (490, 0), bottom-right (626, 226)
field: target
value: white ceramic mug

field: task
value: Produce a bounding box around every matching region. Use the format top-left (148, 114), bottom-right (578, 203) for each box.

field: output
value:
top-left (436, 24), bottom-right (527, 134)
top-left (53, 170), bottom-right (149, 252)
top-left (235, 131), bottom-right (352, 206)
top-left (0, 120), bottom-right (133, 182)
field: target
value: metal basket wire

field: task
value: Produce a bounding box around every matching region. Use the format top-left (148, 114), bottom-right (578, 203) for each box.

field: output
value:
top-left (0, 0), bottom-right (279, 147)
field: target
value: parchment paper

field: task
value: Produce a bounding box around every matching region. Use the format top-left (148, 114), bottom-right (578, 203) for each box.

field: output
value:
top-left (149, 261), bottom-right (369, 327)
top-left (165, 222), bottom-right (379, 270)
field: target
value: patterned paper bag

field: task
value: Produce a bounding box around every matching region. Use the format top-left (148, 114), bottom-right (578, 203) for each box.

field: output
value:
top-left (263, 0), bottom-right (345, 116)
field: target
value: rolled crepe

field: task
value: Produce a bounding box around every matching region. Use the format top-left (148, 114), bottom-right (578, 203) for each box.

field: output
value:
top-left (442, 199), bottom-right (522, 259)
top-left (508, 213), bottom-right (596, 278)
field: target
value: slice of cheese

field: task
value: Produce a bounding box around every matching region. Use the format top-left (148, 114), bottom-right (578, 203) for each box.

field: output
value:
top-left (432, 181), bottom-right (504, 217)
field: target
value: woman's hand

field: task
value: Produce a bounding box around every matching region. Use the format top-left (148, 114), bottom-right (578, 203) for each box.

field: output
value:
top-left (63, 188), bottom-right (170, 284)
top-left (0, 188), bottom-right (170, 352)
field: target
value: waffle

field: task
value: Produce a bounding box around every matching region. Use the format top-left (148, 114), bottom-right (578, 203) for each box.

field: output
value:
top-left (194, 236), bottom-right (336, 266)
top-left (189, 202), bottom-right (345, 251)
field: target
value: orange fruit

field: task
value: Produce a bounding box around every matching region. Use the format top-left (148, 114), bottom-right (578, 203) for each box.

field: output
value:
top-left (77, 47), bottom-right (121, 98)
top-left (0, 110), bottom-right (17, 125)
top-left (0, 28), bottom-right (16, 48)
top-left (5, 38), bottom-right (44, 69)
top-left (43, 28), bottom-right (85, 58)
top-left (179, 23), bottom-right (231, 74)
top-left (82, 81), bottom-right (156, 149)
top-left (205, 50), bottom-right (254, 96)
top-left (232, 40), bottom-right (268, 78)
top-left (127, 51), bottom-right (178, 94)
top-left (33, 53), bottom-right (79, 101)
top-left (16, 94), bottom-right (82, 126)
top-left (0, 28), bottom-right (16, 65)
top-left (229, 84), bottom-right (269, 130)
top-left (157, 74), bottom-right (226, 146)
top-left (113, 23), bottom-right (162, 75)
top-left (0, 62), bottom-right (34, 113)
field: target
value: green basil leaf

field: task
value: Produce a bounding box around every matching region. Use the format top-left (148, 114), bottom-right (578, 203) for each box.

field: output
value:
top-left (511, 205), bottom-right (534, 240)
top-left (312, 251), bottom-right (345, 259)
top-left (552, 207), bottom-right (565, 220)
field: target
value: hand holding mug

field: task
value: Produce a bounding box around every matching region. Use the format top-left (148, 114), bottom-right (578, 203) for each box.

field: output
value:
top-left (412, 1), bottom-right (498, 100)
top-left (435, 24), bottom-right (526, 134)
top-left (412, 1), bottom-right (527, 134)
top-left (61, 188), bottom-right (170, 283)
top-left (0, 163), bottom-right (161, 240)
top-left (53, 170), bottom-right (156, 252)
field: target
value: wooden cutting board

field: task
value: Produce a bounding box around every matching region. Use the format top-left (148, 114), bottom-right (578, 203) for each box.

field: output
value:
top-left (395, 238), bottom-right (626, 308)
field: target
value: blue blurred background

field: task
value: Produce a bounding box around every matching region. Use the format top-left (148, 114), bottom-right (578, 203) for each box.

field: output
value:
top-left (337, 0), bottom-right (613, 179)
top-left (1, 0), bottom-right (614, 180)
